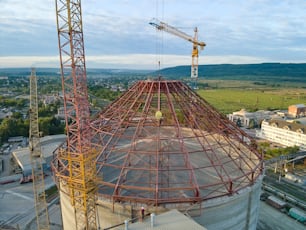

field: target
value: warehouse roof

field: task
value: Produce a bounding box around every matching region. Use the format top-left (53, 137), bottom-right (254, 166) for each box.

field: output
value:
top-left (268, 119), bottom-right (306, 133)
top-left (12, 134), bottom-right (66, 175)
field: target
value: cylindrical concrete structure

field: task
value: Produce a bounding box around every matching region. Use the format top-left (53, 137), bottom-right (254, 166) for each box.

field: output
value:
top-left (54, 80), bottom-right (263, 230)
top-left (94, 175), bottom-right (262, 230)
top-left (193, 175), bottom-right (263, 230)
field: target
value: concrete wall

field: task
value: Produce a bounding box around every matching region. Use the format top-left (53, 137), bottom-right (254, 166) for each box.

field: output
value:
top-left (96, 199), bottom-right (133, 229)
top-left (192, 175), bottom-right (263, 230)
top-left (95, 199), bottom-right (169, 229)
top-left (60, 176), bottom-right (262, 230)
top-left (59, 182), bottom-right (76, 230)
top-left (91, 176), bottom-right (263, 230)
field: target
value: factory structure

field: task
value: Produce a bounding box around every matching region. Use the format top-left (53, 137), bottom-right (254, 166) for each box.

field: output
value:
top-left (47, 1), bottom-right (264, 230)
top-left (52, 78), bottom-right (264, 230)
top-left (4, 1), bottom-right (306, 230)
top-left (12, 134), bottom-right (66, 177)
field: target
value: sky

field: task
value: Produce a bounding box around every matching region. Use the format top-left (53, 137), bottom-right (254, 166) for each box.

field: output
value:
top-left (0, 0), bottom-right (306, 69)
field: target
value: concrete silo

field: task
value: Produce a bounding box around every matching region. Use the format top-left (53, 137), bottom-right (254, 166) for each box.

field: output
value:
top-left (89, 79), bottom-right (263, 229)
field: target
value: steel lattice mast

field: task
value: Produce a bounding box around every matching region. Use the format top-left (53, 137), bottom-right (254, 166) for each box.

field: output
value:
top-left (29, 68), bottom-right (50, 230)
top-left (55, 0), bottom-right (97, 229)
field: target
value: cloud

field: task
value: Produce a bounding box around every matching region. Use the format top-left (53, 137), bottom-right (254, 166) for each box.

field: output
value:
top-left (0, 56), bottom-right (59, 68)
top-left (0, 0), bottom-right (305, 69)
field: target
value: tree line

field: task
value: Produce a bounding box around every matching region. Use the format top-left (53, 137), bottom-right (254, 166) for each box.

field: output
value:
top-left (0, 103), bottom-right (65, 145)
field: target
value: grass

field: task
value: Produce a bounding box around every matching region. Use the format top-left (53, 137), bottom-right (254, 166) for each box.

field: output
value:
top-left (196, 80), bottom-right (306, 114)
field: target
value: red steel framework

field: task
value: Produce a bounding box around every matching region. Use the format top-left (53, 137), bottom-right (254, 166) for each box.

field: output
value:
top-left (91, 79), bottom-right (263, 206)
top-left (52, 0), bottom-right (97, 229)
top-left (51, 0), bottom-right (263, 215)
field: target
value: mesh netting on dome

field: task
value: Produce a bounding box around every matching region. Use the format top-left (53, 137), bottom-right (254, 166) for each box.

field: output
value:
top-left (92, 79), bottom-right (263, 205)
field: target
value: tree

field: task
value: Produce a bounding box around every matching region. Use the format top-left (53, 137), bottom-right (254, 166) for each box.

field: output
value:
top-left (12, 111), bottom-right (22, 119)
top-left (0, 117), bottom-right (29, 144)
top-left (39, 117), bottom-right (65, 136)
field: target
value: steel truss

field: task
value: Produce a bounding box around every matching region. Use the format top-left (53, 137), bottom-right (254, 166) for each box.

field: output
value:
top-left (53, 0), bottom-right (97, 229)
top-left (29, 68), bottom-right (50, 230)
top-left (91, 79), bottom-right (263, 206)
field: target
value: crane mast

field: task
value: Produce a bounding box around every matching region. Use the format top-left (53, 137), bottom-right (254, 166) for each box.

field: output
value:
top-left (149, 18), bottom-right (206, 88)
top-left (29, 68), bottom-right (50, 230)
top-left (55, 0), bottom-right (97, 229)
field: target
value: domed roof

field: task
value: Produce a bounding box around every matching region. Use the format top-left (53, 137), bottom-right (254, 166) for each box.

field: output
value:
top-left (93, 79), bottom-right (263, 205)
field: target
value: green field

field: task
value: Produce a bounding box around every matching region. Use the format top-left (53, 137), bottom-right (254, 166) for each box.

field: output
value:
top-left (197, 80), bottom-right (306, 114)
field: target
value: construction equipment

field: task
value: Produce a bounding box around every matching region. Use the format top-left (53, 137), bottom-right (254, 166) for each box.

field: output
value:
top-left (29, 67), bottom-right (50, 230)
top-left (54, 0), bottom-right (98, 229)
top-left (149, 18), bottom-right (206, 89)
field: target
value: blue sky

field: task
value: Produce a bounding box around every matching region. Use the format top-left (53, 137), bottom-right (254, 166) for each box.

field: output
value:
top-left (0, 0), bottom-right (306, 69)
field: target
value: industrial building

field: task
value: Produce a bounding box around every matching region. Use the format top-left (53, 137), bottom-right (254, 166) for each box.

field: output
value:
top-left (256, 119), bottom-right (306, 150)
top-left (288, 104), bottom-right (306, 118)
top-left (53, 79), bottom-right (263, 230)
top-left (227, 109), bottom-right (278, 128)
top-left (12, 134), bottom-right (66, 176)
top-left (50, 1), bottom-right (263, 229)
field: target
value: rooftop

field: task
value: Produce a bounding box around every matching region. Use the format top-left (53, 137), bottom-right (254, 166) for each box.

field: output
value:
top-left (267, 119), bottom-right (306, 133)
top-left (123, 209), bottom-right (206, 230)
top-left (12, 134), bottom-right (66, 175)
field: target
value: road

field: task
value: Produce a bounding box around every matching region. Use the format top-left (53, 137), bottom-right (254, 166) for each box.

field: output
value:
top-left (0, 175), bottom-right (59, 230)
top-left (1, 158), bottom-right (305, 230)
top-left (0, 179), bottom-right (35, 229)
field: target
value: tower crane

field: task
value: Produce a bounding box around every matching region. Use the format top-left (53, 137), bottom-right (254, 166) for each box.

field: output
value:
top-left (54, 0), bottom-right (97, 229)
top-left (29, 67), bottom-right (50, 230)
top-left (149, 18), bottom-right (206, 89)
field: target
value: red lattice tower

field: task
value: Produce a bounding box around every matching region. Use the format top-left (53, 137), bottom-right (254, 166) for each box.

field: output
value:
top-left (53, 0), bottom-right (97, 229)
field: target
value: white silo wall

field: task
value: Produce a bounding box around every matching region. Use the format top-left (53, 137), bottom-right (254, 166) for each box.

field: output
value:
top-left (193, 175), bottom-right (263, 230)
top-left (92, 175), bottom-right (263, 230)
top-left (59, 182), bottom-right (76, 230)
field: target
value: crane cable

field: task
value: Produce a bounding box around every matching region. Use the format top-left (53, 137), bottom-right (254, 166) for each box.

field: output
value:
top-left (155, 0), bottom-right (165, 75)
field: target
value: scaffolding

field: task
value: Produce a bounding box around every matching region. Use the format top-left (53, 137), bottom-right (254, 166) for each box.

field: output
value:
top-left (53, 0), bottom-right (97, 229)
top-left (29, 68), bottom-right (50, 230)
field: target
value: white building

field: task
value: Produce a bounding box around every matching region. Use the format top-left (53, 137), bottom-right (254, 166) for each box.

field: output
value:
top-left (256, 119), bottom-right (306, 150)
top-left (227, 109), bottom-right (278, 128)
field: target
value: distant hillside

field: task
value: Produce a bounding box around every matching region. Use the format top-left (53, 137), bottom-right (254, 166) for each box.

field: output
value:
top-left (0, 68), bottom-right (150, 78)
top-left (0, 68), bottom-right (60, 77)
top-left (1, 63), bottom-right (305, 83)
top-left (157, 63), bottom-right (306, 82)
